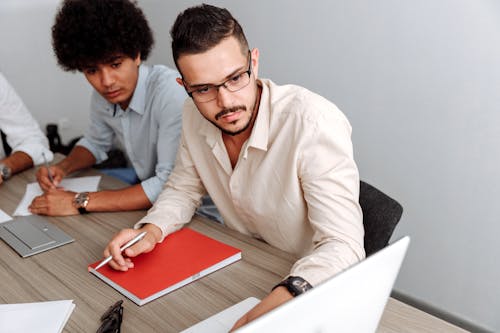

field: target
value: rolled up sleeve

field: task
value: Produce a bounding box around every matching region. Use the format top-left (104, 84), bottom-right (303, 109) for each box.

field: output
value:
top-left (0, 73), bottom-right (53, 165)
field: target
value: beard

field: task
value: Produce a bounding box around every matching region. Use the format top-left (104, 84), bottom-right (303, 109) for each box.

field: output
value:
top-left (209, 105), bottom-right (253, 136)
top-left (204, 83), bottom-right (261, 136)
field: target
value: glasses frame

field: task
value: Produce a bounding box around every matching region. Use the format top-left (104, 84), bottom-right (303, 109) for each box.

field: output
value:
top-left (183, 50), bottom-right (252, 103)
top-left (96, 300), bottom-right (123, 333)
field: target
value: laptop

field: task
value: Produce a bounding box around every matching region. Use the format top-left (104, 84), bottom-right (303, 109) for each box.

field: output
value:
top-left (0, 215), bottom-right (74, 257)
top-left (183, 236), bottom-right (410, 333)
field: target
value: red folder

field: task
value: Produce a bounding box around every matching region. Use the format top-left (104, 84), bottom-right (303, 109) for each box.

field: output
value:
top-left (88, 228), bottom-right (241, 305)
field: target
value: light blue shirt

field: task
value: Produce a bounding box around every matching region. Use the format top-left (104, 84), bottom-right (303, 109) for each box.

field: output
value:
top-left (77, 64), bottom-right (186, 203)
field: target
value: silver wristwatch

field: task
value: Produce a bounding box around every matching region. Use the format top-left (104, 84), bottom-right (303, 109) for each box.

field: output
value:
top-left (73, 192), bottom-right (90, 214)
top-left (0, 163), bottom-right (12, 180)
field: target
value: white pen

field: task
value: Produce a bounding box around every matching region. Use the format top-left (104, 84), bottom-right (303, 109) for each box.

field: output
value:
top-left (94, 231), bottom-right (147, 270)
top-left (41, 152), bottom-right (54, 184)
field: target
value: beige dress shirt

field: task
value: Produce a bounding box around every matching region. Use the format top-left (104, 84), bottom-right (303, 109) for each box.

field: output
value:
top-left (136, 78), bottom-right (365, 286)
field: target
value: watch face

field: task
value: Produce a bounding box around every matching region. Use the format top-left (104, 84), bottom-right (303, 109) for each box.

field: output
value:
top-left (0, 164), bottom-right (11, 179)
top-left (74, 192), bottom-right (90, 208)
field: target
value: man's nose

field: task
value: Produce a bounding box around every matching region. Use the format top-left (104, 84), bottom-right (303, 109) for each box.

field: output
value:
top-left (216, 84), bottom-right (233, 108)
top-left (100, 69), bottom-right (115, 88)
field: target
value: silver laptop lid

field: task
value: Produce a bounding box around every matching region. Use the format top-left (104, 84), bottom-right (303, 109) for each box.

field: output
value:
top-left (0, 215), bottom-right (74, 257)
top-left (235, 236), bottom-right (410, 333)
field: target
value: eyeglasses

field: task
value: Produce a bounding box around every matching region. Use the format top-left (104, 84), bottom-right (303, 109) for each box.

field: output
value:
top-left (97, 300), bottom-right (123, 333)
top-left (184, 51), bottom-right (252, 103)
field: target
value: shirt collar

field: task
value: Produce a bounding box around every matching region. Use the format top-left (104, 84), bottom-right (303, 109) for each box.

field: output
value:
top-left (126, 64), bottom-right (149, 115)
top-left (245, 79), bottom-right (269, 152)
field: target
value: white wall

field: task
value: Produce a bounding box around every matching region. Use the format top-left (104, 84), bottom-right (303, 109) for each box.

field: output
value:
top-left (0, 0), bottom-right (91, 142)
top-left (1, 0), bottom-right (499, 331)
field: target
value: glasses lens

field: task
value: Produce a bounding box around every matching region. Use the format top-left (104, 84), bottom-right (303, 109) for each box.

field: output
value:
top-left (192, 86), bottom-right (217, 103)
top-left (226, 72), bottom-right (250, 92)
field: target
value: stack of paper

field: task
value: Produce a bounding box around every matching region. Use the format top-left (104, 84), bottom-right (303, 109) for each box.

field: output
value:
top-left (13, 176), bottom-right (101, 216)
top-left (0, 300), bottom-right (75, 333)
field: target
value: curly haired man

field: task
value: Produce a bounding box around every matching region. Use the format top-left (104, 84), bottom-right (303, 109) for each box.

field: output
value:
top-left (30, 0), bottom-right (218, 221)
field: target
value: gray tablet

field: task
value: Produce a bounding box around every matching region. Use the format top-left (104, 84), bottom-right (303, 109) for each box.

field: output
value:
top-left (0, 215), bottom-right (74, 257)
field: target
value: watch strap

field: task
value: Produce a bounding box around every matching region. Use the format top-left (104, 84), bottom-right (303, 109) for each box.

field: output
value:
top-left (272, 276), bottom-right (313, 297)
top-left (78, 206), bottom-right (89, 214)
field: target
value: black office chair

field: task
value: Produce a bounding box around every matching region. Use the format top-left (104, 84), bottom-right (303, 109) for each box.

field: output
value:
top-left (359, 180), bottom-right (403, 256)
top-left (1, 130), bottom-right (12, 156)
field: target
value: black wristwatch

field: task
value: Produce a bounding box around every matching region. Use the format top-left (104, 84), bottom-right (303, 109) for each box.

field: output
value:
top-left (272, 276), bottom-right (313, 297)
top-left (0, 163), bottom-right (12, 181)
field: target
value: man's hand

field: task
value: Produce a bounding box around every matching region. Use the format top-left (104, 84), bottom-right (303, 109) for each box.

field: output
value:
top-left (230, 286), bottom-right (293, 331)
top-left (36, 165), bottom-right (66, 191)
top-left (103, 224), bottom-right (163, 271)
top-left (29, 189), bottom-right (78, 216)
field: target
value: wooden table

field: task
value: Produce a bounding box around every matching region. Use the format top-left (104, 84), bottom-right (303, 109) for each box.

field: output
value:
top-left (0, 166), bottom-right (468, 332)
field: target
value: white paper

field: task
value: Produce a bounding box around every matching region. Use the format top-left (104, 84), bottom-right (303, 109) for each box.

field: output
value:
top-left (0, 300), bottom-right (75, 333)
top-left (13, 176), bottom-right (101, 216)
top-left (0, 209), bottom-right (12, 223)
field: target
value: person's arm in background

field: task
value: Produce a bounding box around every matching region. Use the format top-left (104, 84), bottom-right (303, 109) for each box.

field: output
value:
top-left (0, 72), bottom-right (54, 184)
top-left (30, 91), bottom-right (147, 215)
top-left (31, 78), bottom-right (185, 216)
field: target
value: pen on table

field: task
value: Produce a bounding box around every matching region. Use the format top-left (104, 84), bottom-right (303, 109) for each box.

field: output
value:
top-left (94, 231), bottom-right (148, 270)
top-left (42, 152), bottom-right (54, 184)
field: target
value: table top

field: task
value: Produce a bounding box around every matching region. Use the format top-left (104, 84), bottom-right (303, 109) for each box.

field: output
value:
top-left (0, 164), bottom-right (468, 332)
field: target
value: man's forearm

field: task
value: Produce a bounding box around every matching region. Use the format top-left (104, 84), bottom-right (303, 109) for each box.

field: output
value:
top-left (1, 151), bottom-right (34, 175)
top-left (86, 184), bottom-right (152, 212)
top-left (57, 146), bottom-right (96, 175)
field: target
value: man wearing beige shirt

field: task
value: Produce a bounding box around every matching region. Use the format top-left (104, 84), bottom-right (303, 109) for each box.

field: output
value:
top-left (103, 4), bottom-right (364, 330)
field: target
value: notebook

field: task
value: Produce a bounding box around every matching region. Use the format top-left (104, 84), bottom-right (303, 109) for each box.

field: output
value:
top-left (183, 236), bottom-right (410, 333)
top-left (88, 228), bottom-right (241, 306)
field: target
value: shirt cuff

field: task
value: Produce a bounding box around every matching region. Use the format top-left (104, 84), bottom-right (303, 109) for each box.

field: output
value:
top-left (140, 176), bottom-right (164, 204)
top-left (12, 144), bottom-right (53, 166)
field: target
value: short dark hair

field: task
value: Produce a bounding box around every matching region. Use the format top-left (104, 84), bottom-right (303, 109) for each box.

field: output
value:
top-left (170, 4), bottom-right (248, 69)
top-left (52, 0), bottom-right (154, 71)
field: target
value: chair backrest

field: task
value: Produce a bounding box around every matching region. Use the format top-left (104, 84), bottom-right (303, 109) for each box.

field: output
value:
top-left (359, 181), bottom-right (403, 256)
top-left (1, 130), bottom-right (12, 156)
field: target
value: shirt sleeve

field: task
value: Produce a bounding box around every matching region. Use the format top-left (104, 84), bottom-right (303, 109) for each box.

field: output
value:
top-left (290, 110), bottom-right (365, 286)
top-left (135, 127), bottom-right (206, 240)
top-left (76, 92), bottom-right (114, 163)
top-left (0, 73), bottom-right (53, 165)
top-left (140, 84), bottom-right (186, 203)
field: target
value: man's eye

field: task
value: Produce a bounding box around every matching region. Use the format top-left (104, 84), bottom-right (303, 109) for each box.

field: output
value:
top-left (230, 74), bottom-right (242, 82)
top-left (84, 69), bottom-right (97, 75)
top-left (196, 86), bottom-right (211, 94)
top-left (111, 62), bottom-right (121, 68)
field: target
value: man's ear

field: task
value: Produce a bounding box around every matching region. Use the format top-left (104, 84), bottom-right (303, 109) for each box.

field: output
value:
top-left (176, 77), bottom-right (184, 86)
top-left (134, 53), bottom-right (141, 67)
top-left (251, 48), bottom-right (260, 78)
